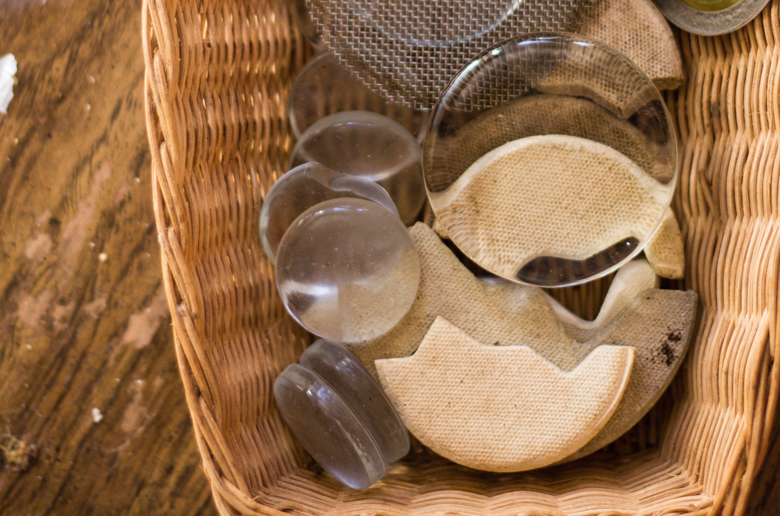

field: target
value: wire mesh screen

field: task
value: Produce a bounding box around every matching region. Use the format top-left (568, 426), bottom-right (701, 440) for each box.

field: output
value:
top-left (307, 0), bottom-right (593, 108)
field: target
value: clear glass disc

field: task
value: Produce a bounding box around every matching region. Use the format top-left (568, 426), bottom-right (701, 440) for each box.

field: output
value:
top-left (424, 33), bottom-right (677, 287)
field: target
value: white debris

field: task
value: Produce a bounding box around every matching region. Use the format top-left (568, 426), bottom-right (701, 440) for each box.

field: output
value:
top-left (0, 54), bottom-right (17, 115)
top-left (92, 407), bottom-right (103, 423)
top-left (98, 253), bottom-right (107, 262)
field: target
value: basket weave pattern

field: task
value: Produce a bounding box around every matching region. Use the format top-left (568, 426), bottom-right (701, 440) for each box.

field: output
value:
top-left (142, 1), bottom-right (780, 514)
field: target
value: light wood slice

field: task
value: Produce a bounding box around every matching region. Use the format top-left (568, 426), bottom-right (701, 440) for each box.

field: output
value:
top-left (546, 259), bottom-right (660, 343)
top-left (643, 209), bottom-right (686, 279)
top-left (559, 287), bottom-right (697, 461)
top-left (430, 134), bottom-right (672, 280)
top-left (580, 0), bottom-right (684, 91)
top-left (376, 317), bottom-right (634, 472)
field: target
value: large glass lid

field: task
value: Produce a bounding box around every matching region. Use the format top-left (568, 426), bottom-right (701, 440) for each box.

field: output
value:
top-left (423, 33), bottom-right (678, 287)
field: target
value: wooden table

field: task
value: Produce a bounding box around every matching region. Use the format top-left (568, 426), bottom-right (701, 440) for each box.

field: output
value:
top-left (0, 1), bottom-right (214, 514)
top-left (0, 1), bottom-right (778, 515)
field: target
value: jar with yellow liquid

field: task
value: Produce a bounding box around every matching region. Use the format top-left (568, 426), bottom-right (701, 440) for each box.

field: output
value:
top-left (655, 0), bottom-right (769, 35)
top-left (681, 0), bottom-right (739, 10)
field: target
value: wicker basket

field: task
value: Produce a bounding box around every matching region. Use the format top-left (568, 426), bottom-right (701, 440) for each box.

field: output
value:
top-left (142, 1), bottom-right (780, 514)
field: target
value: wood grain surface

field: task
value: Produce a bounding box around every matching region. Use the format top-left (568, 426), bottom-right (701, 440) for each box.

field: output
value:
top-left (0, 1), bottom-right (215, 514)
top-left (1, 1), bottom-right (780, 516)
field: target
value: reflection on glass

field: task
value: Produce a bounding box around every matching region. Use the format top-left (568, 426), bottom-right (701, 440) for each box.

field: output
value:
top-left (291, 111), bottom-right (426, 225)
top-left (289, 52), bottom-right (427, 138)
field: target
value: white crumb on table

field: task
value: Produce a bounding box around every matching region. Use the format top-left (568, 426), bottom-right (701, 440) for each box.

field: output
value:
top-left (0, 54), bottom-right (17, 115)
top-left (92, 407), bottom-right (103, 423)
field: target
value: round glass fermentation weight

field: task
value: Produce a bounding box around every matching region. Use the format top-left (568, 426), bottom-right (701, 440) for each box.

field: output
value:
top-left (300, 339), bottom-right (410, 463)
top-left (273, 364), bottom-right (387, 489)
top-left (424, 33), bottom-right (677, 287)
top-left (259, 162), bottom-right (398, 264)
top-left (276, 198), bottom-right (421, 343)
top-left (289, 52), bottom-right (426, 138)
top-left (653, 0), bottom-right (770, 35)
top-left (291, 111), bottom-right (426, 225)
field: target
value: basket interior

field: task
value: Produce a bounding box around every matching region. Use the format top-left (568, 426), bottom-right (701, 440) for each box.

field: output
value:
top-left (142, 1), bottom-right (780, 514)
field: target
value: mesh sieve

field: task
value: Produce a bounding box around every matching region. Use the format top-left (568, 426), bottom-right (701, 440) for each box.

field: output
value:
top-left (306, 0), bottom-right (594, 108)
